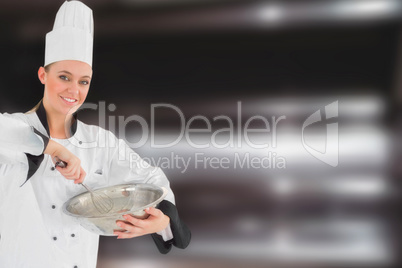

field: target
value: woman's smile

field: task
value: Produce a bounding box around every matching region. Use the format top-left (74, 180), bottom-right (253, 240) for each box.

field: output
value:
top-left (60, 95), bottom-right (78, 105)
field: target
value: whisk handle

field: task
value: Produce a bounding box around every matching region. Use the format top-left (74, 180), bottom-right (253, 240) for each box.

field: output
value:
top-left (54, 156), bottom-right (67, 168)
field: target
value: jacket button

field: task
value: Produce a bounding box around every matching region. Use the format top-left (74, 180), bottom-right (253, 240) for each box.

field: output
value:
top-left (71, 233), bottom-right (75, 237)
top-left (52, 205), bottom-right (56, 209)
top-left (51, 167), bottom-right (55, 171)
top-left (74, 266), bottom-right (78, 268)
top-left (53, 237), bottom-right (57, 241)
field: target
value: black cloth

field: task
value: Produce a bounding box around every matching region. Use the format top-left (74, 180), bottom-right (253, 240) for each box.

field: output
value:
top-left (151, 200), bottom-right (191, 254)
top-left (22, 127), bottom-right (50, 186)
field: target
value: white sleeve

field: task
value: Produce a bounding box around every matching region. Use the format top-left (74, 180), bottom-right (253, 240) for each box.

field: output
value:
top-left (156, 223), bottom-right (174, 241)
top-left (0, 113), bottom-right (45, 156)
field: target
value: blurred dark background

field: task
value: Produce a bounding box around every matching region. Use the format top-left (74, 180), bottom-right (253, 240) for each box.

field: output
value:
top-left (1, 0), bottom-right (402, 267)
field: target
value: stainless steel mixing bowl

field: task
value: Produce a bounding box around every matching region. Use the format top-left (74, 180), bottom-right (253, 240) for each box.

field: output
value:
top-left (62, 183), bottom-right (167, 236)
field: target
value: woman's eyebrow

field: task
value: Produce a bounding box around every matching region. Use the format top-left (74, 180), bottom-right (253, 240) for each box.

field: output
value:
top-left (58, 70), bottom-right (91, 79)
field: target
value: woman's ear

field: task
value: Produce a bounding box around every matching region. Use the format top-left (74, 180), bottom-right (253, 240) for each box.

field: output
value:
top-left (38, 67), bottom-right (46, 84)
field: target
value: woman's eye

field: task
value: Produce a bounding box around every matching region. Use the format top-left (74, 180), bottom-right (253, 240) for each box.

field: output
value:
top-left (80, 80), bottom-right (89, 85)
top-left (59, 75), bottom-right (69, 81)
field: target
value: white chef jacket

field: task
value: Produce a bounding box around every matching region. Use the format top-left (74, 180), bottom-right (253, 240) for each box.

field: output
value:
top-left (0, 110), bottom-right (175, 268)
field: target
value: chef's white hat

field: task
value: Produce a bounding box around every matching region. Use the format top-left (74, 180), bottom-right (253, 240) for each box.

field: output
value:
top-left (44, 0), bottom-right (94, 67)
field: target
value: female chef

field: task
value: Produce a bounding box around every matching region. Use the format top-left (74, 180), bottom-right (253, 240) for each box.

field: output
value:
top-left (0, 1), bottom-right (190, 267)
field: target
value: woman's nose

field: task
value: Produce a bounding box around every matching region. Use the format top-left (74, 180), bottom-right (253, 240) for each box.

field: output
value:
top-left (67, 82), bottom-right (79, 95)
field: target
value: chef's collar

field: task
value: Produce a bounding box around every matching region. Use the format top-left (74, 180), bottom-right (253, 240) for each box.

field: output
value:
top-left (36, 100), bottom-right (78, 138)
top-left (22, 102), bottom-right (78, 186)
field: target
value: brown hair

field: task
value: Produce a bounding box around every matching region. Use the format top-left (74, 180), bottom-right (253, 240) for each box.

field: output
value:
top-left (26, 99), bottom-right (42, 114)
top-left (44, 63), bottom-right (53, 73)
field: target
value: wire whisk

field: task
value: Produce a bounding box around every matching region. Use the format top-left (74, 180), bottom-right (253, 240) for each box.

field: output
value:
top-left (54, 157), bottom-right (114, 214)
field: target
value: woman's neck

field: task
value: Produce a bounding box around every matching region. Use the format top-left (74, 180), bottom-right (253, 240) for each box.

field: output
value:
top-left (42, 103), bottom-right (74, 139)
top-left (47, 113), bottom-right (73, 139)
top-left (42, 98), bottom-right (74, 139)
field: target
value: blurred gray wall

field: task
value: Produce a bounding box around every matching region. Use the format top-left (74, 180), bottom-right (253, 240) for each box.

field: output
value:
top-left (1, 0), bottom-right (401, 267)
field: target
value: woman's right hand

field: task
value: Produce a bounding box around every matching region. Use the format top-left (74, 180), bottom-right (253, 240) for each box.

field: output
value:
top-left (43, 140), bottom-right (86, 184)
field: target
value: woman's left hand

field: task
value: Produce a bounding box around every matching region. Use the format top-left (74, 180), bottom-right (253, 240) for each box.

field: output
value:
top-left (114, 207), bottom-right (170, 239)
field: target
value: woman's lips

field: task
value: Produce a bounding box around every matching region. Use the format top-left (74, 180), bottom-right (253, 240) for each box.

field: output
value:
top-left (60, 96), bottom-right (78, 105)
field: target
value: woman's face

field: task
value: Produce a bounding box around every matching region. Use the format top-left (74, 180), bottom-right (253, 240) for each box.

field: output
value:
top-left (38, 60), bottom-right (92, 116)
